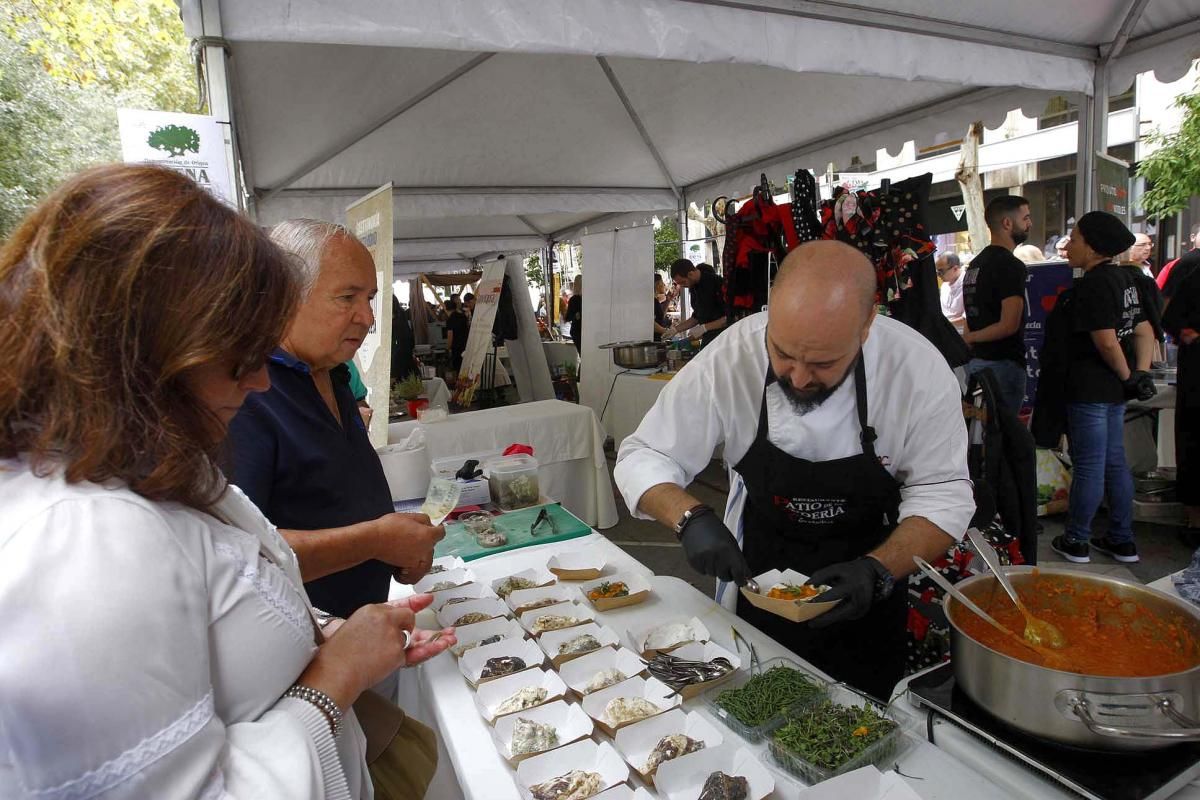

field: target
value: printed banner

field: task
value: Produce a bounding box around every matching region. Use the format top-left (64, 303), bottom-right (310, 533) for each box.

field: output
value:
top-left (453, 260), bottom-right (510, 406)
top-left (681, 239), bottom-right (707, 266)
top-left (346, 184), bottom-right (394, 447)
top-left (117, 109), bottom-right (235, 207)
top-left (1023, 261), bottom-right (1073, 413)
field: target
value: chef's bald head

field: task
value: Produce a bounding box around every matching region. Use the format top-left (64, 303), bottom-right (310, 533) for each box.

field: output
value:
top-left (766, 241), bottom-right (878, 414)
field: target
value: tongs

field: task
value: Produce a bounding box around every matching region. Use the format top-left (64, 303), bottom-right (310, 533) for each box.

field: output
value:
top-left (731, 625), bottom-right (760, 674)
top-left (531, 507), bottom-right (558, 537)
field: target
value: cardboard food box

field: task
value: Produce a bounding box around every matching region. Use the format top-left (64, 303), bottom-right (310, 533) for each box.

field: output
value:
top-left (506, 584), bottom-right (578, 616)
top-left (654, 742), bottom-right (774, 800)
top-left (448, 617), bottom-right (526, 659)
top-left (431, 581), bottom-right (496, 612)
top-left (739, 568), bottom-right (839, 623)
top-left (429, 555), bottom-right (466, 574)
top-left (413, 567), bottom-right (475, 594)
top-left (459, 637), bottom-right (545, 687)
top-left (491, 568), bottom-right (557, 600)
top-left (515, 739), bottom-right (629, 800)
top-left (580, 675), bottom-right (681, 737)
top-left (538, 622), bottom-right (620, 668)
top-left (557, 647), bottom-right (648, 697)
top-left (474, 667), bottom-right (569, 723)
top-left (591, 786), bottom-right (654, 800)
top-left (644, 641), bottom-right (741, 700)
top-left (490, 699), bottom-right (592, 764)
top-left (546, 550), bottom-right (607, 581)
top-left (628, 617), bottom-right (710, 658)
top-left (436, 596), bottom-right (509, 630)
top-left (613, 708), bottom-right (724, 785)
top-left (578, 573), bottom-right (652, 612)
top-left (519, 601), bottom-right (596, 637)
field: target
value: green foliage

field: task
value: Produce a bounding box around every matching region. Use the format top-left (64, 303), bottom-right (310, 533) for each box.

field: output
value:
top-left (524, 251), bottom-right (545, 289)
top-left (147, 124), bottom-right (199, 157)
top-left (1137, 81), bottom-right (1200, 221)
top-left (654, 217), bottom-right (682, 272)
top-left (392, 373), bottom-right (426, 402)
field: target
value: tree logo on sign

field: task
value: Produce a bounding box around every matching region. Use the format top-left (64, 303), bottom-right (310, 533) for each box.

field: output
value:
top-left (147, 125), bottom-right (199, 157)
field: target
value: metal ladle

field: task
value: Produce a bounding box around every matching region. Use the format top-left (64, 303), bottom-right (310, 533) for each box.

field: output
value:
top-left (965, 529), bottom-right (1067, 650)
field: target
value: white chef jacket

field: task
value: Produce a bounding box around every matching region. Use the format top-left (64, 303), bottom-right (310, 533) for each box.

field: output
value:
top-left (614, 312), bottom-right (974, 608)
top-left (939, 270), bottom-right (966, 320)
top-left (0, 460), bottom-right (370, 800)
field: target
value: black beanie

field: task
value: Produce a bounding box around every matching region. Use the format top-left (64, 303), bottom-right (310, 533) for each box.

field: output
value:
top-left (1077, 211), bottom-right (1135, 258)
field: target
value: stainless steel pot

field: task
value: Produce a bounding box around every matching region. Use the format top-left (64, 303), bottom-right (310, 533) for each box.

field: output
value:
top-left (946, 566), bottom-right (1200, 751)
top-left (598, 340), bottom-right (663, 369)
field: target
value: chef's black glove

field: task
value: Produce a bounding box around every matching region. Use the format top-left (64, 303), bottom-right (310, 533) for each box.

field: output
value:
top-left (679, 514), bottom-right (751, 585)
top-left (806, 557), bottom-right (890, 629)
top-left (1123, 370), bottom-right (1157, 402)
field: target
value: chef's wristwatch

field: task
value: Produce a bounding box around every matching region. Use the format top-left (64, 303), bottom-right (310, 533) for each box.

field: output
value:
top-left (866, 555), bottom-right (896, 601)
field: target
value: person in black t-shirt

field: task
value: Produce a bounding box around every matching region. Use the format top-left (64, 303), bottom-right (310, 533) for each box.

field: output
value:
top-left (962, 195), bottom-right (1032, 414)
top-left (668, 259), bottom-right (727, 348)
top-left (565, 274), bottom-right (583, 353)
top-left (444, 298), bottom-right (470, 371)
top-left (1050, 212), bottom-right (1156, 566)
top-left (1163, 265), bottom-right (1200, 533)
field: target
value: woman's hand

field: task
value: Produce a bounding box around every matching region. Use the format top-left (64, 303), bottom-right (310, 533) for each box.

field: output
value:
top-left (383, 593), bottom-right (457, 664)
top-left (295, 602), bottom-right (416, 710)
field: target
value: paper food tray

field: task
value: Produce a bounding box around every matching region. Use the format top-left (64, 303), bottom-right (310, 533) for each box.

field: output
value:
top-left (580, 674), bottom-right (681, 737)
top-left (414, 567), bottom-right (476, 595)
top-left (506, 584), bottom-right (578, 615)
top-left (629, 616), bottom-right (710, 657)
top-left (539, 622), bottom-right (620, 667)
top-left (491, 567), bottom-right (557, 599)
top-left (655, 742), bottom-right (774, 800)
top-left (516, 739), bottom-right (629, 800)
top-left (740, 568), bottom-right (839, 623)
top-left (459, 637), bottom-right (545, 687)
top-left (557, 647), bottom-right (648, 696)
top-left (437, 596), bottom-right (509, 629)
top-left (431, 582), bottom-right (496, 612)
top-left (546, 550), bottom-right (607, 581)
top-left (646, 640), bottom-right (741, 700)
top-left (613, 708), bottom-right (724, 785)
top-left (474, 667), bottom-right (569, 723)
top-left (449, 617), bottom-right (526, 659)
top-left (490, 699), bottom-right (593, 764)
top-left (430, 555), bottom-right (466, 573)
top-left (578, 572), bottom-right (652, 611)
top-left (519, 601), bottom-right (596, 637)
top-left (592, 786), bottom-right (654, 800)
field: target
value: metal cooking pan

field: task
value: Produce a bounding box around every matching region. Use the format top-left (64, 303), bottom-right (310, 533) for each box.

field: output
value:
top-left (598, 340), bottom-right (664, 369)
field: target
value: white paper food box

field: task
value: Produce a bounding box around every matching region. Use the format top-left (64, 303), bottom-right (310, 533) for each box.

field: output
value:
top-left (437, 596), bottom-right (509, 629)
top-left (413, 567), bottom-right (475, 594)
top-left (649, 640), bottom-right (742, 699)
top-left (460, 637), bottom-right (545, 686)
top-left (429, 555), bottom-right (465, 574)
top-left (519, 601), bottom-right (596, 637)
top-left (491, 699), bottom-right (593, 763)
top-left (592, 786), bottom-right (654, 800)
top-left (557, 647), bottom-right (648, 696)
top-left (739, 568), bottom-right (839, 623)
top-left (474, 667), bottom-right (570, 723)
top-left (491, 568), bottom-right (557, 598)
top-left (538, 622), bottom-right (621, 666)
top-left (546, 549), bottom-right (608, 581)
top-left (655, 742), bottom-right (774, 800)
top-left (629, 616), bottom-right (710, 656)
top-left (613, 708), bottom-right (724, 782)
top-left (578, 572), bottom-right (652, 611)
top-left (506, 584), bottom-right (578, 615)
top-left (431, 582), bottom-right (496, 612)
top-left (516, 739), bottom-right (629, 800)
top-left (449, 617), bottom-right (526, 659)
top-left (580, 675), bottom-right (681, 735)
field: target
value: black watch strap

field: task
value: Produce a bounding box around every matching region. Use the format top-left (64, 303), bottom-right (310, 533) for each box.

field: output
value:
top-left (866, 556), bottom-right (896, 600)
top-left (673, 503), bottom-right (714, 540)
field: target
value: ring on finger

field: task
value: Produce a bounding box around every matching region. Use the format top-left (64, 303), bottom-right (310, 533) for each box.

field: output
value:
top-left (401, 629), bottom-right (413, 650)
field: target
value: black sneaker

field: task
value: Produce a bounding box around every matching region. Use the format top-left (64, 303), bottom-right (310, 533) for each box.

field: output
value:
top-left (1092, 537), bottom-right (1139, 563)
top-left (1051, 535), bottom-right (1090, 563)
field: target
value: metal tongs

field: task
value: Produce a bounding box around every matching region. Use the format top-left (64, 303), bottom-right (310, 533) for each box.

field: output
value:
top-left (531, 506), bottom-right (558, 537)
top-left (731, 625), bottom-right (760, 674)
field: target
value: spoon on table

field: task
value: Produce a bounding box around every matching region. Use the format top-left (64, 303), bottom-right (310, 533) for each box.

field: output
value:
top-left (913, 556), bottom-right (1066, 667)
top-left (964, 528), bottom-right (1067, 650)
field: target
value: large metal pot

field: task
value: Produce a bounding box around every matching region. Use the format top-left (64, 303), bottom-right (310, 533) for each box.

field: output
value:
top-left (598, 340), bottom-right (663, 369)
top-left (946, 566), bottom-right (1200, 751)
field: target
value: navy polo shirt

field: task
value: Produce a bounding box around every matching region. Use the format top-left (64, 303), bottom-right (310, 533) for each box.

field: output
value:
top-left (226, 348), bottom-right (393, 619)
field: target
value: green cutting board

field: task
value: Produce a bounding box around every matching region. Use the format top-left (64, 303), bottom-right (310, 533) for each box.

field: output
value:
top-left (434, 503), bottom-right (592, 562)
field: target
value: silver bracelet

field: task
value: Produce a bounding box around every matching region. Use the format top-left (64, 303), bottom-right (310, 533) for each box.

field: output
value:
top-left (284, 684), bottom-right (343, 738)
top-left (312, 607), bottom-right (338, 630)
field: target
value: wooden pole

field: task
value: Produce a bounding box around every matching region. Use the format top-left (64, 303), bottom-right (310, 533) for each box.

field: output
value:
top-left (955, 121), bottom-right (990, 254)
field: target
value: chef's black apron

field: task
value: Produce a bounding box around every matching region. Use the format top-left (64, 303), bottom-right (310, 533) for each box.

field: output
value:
top-left (733, 356), bottom-right (907, 701)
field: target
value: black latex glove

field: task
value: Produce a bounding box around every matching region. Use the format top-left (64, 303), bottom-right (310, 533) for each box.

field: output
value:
top-left (679, 514), bottom-right (751, 585)
top-left (806, 557), bottom-right (890, 629)
top-left (1123, 370), bottom-right (1157, 402)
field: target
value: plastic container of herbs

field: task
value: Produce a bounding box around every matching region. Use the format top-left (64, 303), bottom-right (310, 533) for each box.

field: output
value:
top-left (764, 682), bottom-right (912, 784)
top-left (700, 657), bottom-right (827, 743)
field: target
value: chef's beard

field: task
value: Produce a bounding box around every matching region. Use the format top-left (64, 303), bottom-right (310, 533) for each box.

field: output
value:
top-left (1012, 228), bottom-right (1030, 246)
top-left (778, 355), bottom-right (858, 415)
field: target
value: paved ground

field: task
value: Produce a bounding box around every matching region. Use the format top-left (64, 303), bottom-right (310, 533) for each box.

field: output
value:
top-left (597, 452), bottom-right (1195, 592)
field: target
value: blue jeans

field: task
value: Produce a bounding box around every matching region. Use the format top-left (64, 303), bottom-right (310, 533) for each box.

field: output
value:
top-left (1065, 402), bottom-right (1134, 544)
top-left (966, 358), bottom-right (1028, 415)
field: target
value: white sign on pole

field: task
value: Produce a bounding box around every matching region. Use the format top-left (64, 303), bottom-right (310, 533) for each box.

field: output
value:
top-left (682, 239), bottom-right (707, 266)
top-left (117, 109), bottom-right (235, 207)
top-left (346, 184), bottom-right (394, 447)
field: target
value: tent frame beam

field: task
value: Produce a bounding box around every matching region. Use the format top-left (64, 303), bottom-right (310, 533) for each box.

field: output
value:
top-left (259, 185), bottom-right (674, 197)
top-left (1101, 0), bottom-right (1153, 64)
top-left (394, 234), bottom-right (546, 244)
top-left (595, 56), bottom-right (682, 199)
top-left (259, 53), bottom-right (496, 201)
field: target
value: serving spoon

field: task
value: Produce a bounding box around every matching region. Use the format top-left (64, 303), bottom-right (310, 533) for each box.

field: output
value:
top-left (965, 529), bottom-right (1067, 650)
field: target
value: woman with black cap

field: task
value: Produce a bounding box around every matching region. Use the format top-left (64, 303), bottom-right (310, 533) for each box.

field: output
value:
top-left (1051, 211), bottom-right (1157, 566)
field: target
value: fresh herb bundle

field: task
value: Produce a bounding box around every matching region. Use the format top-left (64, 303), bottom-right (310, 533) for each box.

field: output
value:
top-left (772, 700), bottom-right (897, 771)
top-left (714, 665), bottom-right (822, 727)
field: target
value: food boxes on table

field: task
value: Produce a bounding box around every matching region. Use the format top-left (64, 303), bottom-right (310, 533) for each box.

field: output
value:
top-left (539, 622), bottom-right (620, 668)
top-left (515, 739), bottom-right (629, 800)
top-left (474, 668), bottom-right (570, 723)
top-left (547, 550), bottom-right (607, 581)
top-left (519, 601), bottom-right (596, 637)
top-left (739, 568), bottom-right (838, 623)
top-left (579, 573), bottom-right (652, 611)
top-left (459, 637), bottom-right (545, 687)
top-left (490, 699), bottom-right (593, 764)
top-left (629, 617), bottom-right (710, 657)
top-left (644, 640), bottom-right (741, 700)
top-left (655, 742), bottom-right (774, 800)
top-left (557, 647), bottom-right (648, 697)
top-left (580, 675), bottom-right (680, 736)
top-left (613, 708), bottom-right (724, 785)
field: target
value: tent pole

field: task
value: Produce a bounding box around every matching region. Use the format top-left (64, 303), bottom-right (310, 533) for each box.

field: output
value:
top-left (196, 0), bottom-right (244, 213)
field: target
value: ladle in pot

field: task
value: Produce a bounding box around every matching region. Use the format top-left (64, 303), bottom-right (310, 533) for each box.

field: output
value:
top-left (965, 529), bottom-right (1067, 650)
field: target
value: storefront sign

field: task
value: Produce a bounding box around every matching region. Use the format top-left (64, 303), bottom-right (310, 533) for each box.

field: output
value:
top-left (681, 239), bottom-right (707, 266)
top-left (117, 109), bottom-right (235, 207)
top-left (1097, 154), bottom-right (1131, 224)
top-left (346, 184), bottom-right (394, 446)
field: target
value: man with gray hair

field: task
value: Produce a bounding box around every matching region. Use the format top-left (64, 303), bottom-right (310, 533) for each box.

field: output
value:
top-left (227, 219), bottom-right (444, 620)
top-left (936, 252), bottom-right (965, 325)
top-left (614, 241), bottom-right (973, 699)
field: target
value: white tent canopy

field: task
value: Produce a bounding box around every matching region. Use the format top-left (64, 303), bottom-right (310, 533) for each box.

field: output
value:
top-left (182, 0), bottom-right (1200, 272)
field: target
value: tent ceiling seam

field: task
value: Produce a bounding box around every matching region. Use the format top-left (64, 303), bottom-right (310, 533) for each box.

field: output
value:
top-left (1116, 15), bottom-right (1200, 59)
top-left (1101, 0), bottom-right (1153, 65)
top-left (595, 56), bottom-right (682, 198)
top-left (515, 215), bottom-right (547, 236)
top-left (394, 234), bottom-right (546, 243)
top-left (258, 185), bottom-right (674, 197)
top-left (258, 52), bottom-right (496, 201)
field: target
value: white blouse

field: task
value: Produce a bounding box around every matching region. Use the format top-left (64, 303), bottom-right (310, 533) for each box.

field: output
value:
top-left (0, 460), bottom-right (371, 799)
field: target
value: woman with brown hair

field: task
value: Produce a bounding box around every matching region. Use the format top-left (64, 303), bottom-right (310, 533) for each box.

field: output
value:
top-left (0, 164), bottom-right (453, 798)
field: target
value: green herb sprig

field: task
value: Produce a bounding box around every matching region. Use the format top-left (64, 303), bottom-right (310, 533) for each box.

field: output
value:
top-left (714, 665), bottom-right (822, 727)
top-left (772, 700), bottom-right (897, 771)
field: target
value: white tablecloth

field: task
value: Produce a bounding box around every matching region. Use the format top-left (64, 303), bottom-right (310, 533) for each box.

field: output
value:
top-left (423, 377), bottom-right (451, 410)
top-left (395, 534), bottom-right (1026, 800)
top-left (544, 341), bottom-right (579, 373)
top-left (387, 400), bottom-right (618, 529)
top-left (601, 372), bottom-right (670, 450)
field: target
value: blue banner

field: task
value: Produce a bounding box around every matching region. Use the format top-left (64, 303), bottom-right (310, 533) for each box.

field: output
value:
top-left (1023, 262), bottom-right (1073, 413)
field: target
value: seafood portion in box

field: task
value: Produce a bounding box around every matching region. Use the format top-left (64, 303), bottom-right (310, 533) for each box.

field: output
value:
top-left (519, 601), bottom-right (596, 636)
top-left (578, 573), bottom-right (651, 612)
top-left (628, 617), bottom-right (710, 657)
top-left (654, 743), bottom-right (774, 800)
top-left (474, 668), bottom-right (569, 723)
top-left (431, 582), bottom-right (496, 612)
top-left (557, 647), bottom-right (648, 697)
top-left (459, 637), bottom-right (545, 687)
top-left (507, 584), bottom-right (578, 616)
top-left (739, 568), bottom-right (838, 623)
top-left (448, 617), bottom-right (526, 659)
top-left (413, 566), bottom-right (475, 594)
top-left (491, 568), bottom-right (557, 600)
top-left (613, 708), bottom-right (723, 785)
top-left (538, 622), bottom-right (620, 667)
top-left (644, 641), bottom-right (740, 700)
top-left (546, 550), bottom-right (607, 581)
top-left (580, 675), bottom-right (680, 736)
top-left (515, 740), bottom-right (628, 800)
top-left (490, 700), bottom-right (593, 763)
top-left (436, 596), bottom-right (509, 629)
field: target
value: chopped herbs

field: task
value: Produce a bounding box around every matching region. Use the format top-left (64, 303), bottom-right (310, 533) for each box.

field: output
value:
top-left (771, 700), bottom-right (898, 773)
top-left (714, 665), bottom-right (823, 727)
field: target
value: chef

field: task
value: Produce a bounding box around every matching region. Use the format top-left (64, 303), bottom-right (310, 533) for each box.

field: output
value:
top-left (614, 241), bottom-right (974, 699)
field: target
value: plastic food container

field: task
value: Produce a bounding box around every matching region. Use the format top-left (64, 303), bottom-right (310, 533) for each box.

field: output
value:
top-left (764, 683), bottom-right (912, 784)
top-left (486, 454), bottom-right (541, 511)
top-left (701, 657), bottom-right (828, 743)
